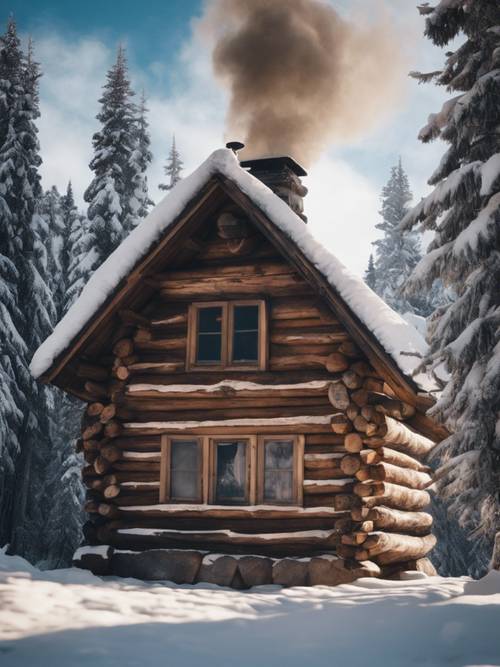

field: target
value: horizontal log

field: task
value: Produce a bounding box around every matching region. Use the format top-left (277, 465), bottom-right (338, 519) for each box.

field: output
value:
top-left (127, 362), bottom-right (185, 374)
top-left (157, 260), bottom-right (292, 282)
top-left (121, 423), bottom-right (333, 436)
top-left (270, 355), bottom-right (330, 371)
top-left (127, 381), bottom-right (330, 400)
top-left (351, 506), bottom-right (433, 536)
top-left (304, 454), bottom-right (342, 470)
top-left (366, 462), bottom-right (432, 490)
top-left (359, 532), bottom-right (436, 564)
top-left (377, 418), bottom-right (435, 458)
top-left (95, 514), bottom-right (349, 534)
top-left (97, 525), bottom-right (340, 556)
top-left (157, 275), bottom-right (311, 299)
top-left (151, 313), bottom-right (187, 327)
top-left (303, 479), bottom-right (354, 495)
top-left (366, 392), bottom-right (416, 420)
top-left (271, 332), bottom-right (345, 346)
top-left (305, 468), bottom-right (349, 481)
top-left (103, 472), bottom-right (160, 485)
top-left (360, 447), bottom-right (431, 473)
top-left (120, 405), bottom-right (332, 423)
top-left (112, 461), bottom-right (161, 473)
top-left (355, 481), bottom-right (430, 511)
top-left (134, 337), bottom-right (186, 352)
top-left (123, 395), bottom-right (330, 411)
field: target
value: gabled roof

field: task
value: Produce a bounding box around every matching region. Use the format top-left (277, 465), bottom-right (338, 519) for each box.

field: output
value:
top-left (30, 148), bottom-right (436, 396)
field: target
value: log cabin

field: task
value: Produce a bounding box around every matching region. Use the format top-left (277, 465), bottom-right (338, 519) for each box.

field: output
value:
top-left (31, 146), bottom-right (447, 588)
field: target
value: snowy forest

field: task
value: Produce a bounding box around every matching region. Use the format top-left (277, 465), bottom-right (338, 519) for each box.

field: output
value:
top-left (0, 0), bottom-right (499, 583)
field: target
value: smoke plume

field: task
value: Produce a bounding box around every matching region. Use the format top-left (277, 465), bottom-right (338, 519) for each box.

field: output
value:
top-left (201, 0), bottom-right (406, 166)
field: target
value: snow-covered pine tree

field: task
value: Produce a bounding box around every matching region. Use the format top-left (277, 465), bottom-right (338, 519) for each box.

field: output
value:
top-left (402, 0), bottom-right (500, 576)
top-left (364, 253), bottom-right (377, 290)
top-left (84, 46), bottom-right (137, 268)
top-left (372, 160), bottom-right (430, 315)
top-left (0, 22), bottom-right (57, 561)
top-left (39, 180), bottom-right (85, 568)
top-left (126, 90), bottom-right (153, 229)
top-left (0, 19), bottom-right (28, 545)
top-left (64, 183), bottom-right (93, 308)
top-left (159, 135), bottom-right (183, 191)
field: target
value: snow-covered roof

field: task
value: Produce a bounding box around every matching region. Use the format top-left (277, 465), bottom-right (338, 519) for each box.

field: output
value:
top-left (30, 148), bottom-right (434, 392)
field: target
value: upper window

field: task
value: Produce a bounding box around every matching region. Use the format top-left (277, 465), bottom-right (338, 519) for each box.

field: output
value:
top-left (187, 300), bottom-right (266, 370)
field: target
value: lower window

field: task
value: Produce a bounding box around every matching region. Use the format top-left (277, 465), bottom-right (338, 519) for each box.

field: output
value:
top-left (160, 434), bottom-right (303, 506)
top-left (261, 438), bottom-right (296, 504)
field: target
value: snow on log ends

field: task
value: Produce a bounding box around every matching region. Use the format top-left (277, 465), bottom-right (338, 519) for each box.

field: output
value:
top-left (30, 149), bottom-right (435, 391)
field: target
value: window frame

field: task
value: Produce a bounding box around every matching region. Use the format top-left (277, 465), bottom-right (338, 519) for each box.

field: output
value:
top-left (159, 433), bottom-right (303, 507)
top-left (159, 435), bottom-right (204, 504)
top-left (257, 435), bottom-right (304, 506)
top-left (187, 300), bottom-right (267, 371)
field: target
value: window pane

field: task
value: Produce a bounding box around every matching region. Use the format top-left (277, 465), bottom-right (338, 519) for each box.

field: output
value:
top-left (234, 305), bottom-right (259, 331)
top-left (215, 441), bottom-right (248, 504)
top-left (170, 440), bottom-right (199, 500)
top-left (199, 307), bottom-right (222, 333)
top-left (197, 333), bottom-right (222, 362)
top-left (197, 307), bottom-right (222, 363)
top-left (232, 305), bottom-right (259, 362)
top-left (263, 440), bottom-right (294, 502)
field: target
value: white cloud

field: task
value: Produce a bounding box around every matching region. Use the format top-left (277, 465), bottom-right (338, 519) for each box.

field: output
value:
top-left (305, 156), bottom-right (380, 276)
top-left (32, 1), bottom-right (452, 277)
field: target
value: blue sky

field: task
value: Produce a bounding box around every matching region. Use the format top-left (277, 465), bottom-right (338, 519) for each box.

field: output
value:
top-left (3, 1), bottom-right (450, 275)
top-left (6, 0), bottom-right (201, 73)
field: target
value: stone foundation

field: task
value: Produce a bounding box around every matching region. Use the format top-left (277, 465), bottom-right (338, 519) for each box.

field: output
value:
top-left (73, 546), bottom-right (383, 588)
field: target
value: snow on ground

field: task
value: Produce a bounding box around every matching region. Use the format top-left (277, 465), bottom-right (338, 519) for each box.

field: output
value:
top-left (1, 550), bottom-right (499, 667)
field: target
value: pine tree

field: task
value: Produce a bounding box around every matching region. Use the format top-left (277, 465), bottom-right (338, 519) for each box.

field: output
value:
top-left (159, 135), bottom-right (183, 191)
top-left (0, 22), bottom-right (56, 560)
top-left (402, 1), bottom-right (500, 576)
top-left (84, 46), bottom-right (137, 268)
top-left (372, 160), bottom-right (428, 315)
top-left (127, 91), bottom-right (153, 228)
top-left (63, 183), bottom-right (93, 308)
top-left (364, 253), bottom-right (377, 290)
top-left (38, 180), bottom-right (85, 568)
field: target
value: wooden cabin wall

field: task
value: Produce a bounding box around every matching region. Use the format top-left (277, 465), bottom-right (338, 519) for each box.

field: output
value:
top-left (76, 220), bottom-right (436, 569)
